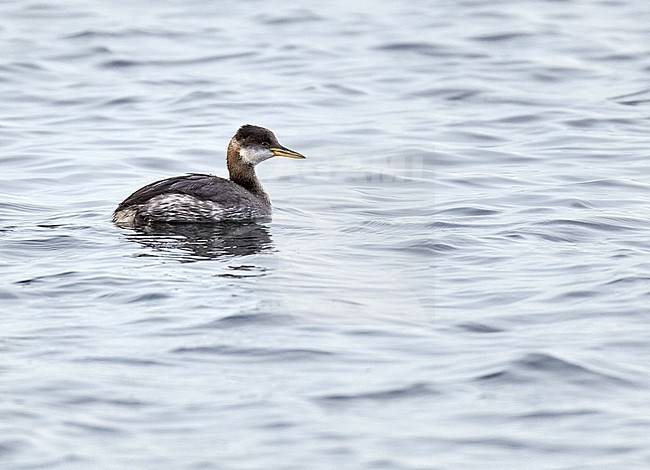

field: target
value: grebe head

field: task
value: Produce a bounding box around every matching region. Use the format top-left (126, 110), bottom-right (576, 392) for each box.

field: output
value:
top-left (230, 124), bottom-right (305, 167)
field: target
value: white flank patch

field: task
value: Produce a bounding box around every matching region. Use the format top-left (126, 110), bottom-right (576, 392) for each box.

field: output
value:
top-left (113, 207), bottom-right (137, 226)
top-left (145, 194), bottom-right (226, 222)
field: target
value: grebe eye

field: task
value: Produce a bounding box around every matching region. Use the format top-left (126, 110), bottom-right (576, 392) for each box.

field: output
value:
top-left (262, 142), bottom-right (270, 148)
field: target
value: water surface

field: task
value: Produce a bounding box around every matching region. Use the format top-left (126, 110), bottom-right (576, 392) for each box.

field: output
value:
top-left (1, 0), bottom-right (650, 468)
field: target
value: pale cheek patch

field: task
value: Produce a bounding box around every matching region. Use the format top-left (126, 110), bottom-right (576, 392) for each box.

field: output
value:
top-left (239, 147), bottom-right (273, 165)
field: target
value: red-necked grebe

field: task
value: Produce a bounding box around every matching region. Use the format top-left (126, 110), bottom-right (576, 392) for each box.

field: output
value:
top-left (113, 125), bottom-right (305, 226)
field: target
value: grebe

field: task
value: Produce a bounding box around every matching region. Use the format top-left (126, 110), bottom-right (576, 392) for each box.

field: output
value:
top-left (113, 125), bottom-right (305, 226)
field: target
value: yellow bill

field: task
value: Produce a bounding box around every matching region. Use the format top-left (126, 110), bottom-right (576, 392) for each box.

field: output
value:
top-left (270, 146), bottom-right (306, 159)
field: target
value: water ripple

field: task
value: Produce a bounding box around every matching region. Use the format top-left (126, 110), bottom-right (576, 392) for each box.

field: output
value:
top-left (317, 382), bottom-right (436, 403)
top-left (172, 345), bottom-right (334, 361)
top-left (477, 353), bottom-right (636, 388)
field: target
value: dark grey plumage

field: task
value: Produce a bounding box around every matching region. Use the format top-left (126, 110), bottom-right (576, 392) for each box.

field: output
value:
top-left (113, 125), bottom-right (305, 226)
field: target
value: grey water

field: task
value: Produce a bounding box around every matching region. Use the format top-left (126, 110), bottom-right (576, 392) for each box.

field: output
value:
top-left (1, 0), bottom-right (650, 468)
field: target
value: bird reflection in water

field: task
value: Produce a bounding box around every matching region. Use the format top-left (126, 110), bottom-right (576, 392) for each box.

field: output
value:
top-left (124, 221), bottom-right (273, 261)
